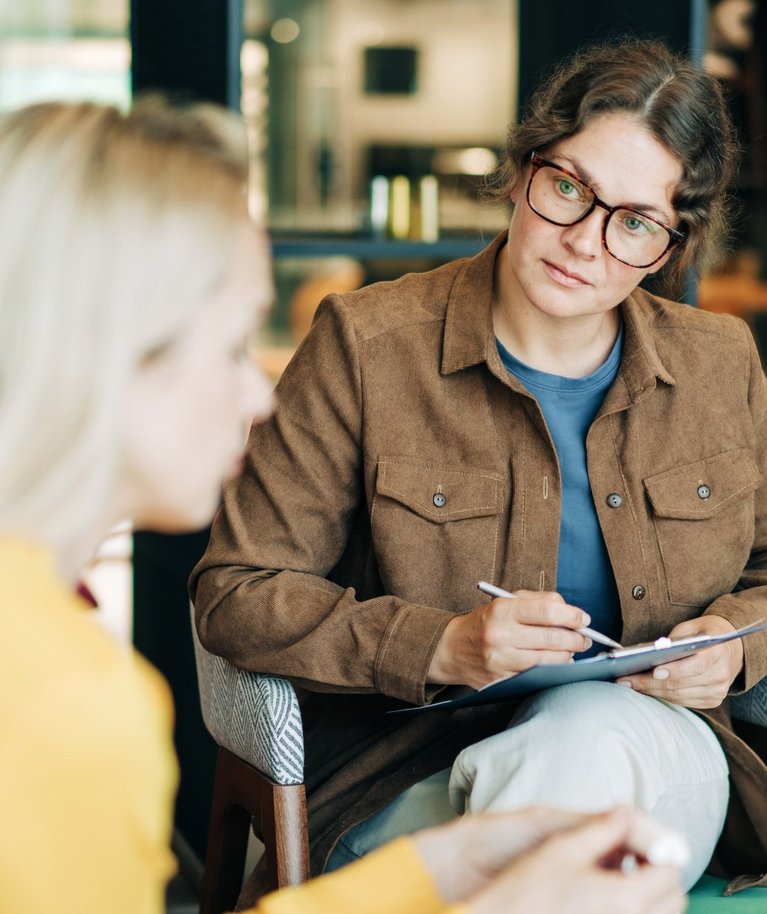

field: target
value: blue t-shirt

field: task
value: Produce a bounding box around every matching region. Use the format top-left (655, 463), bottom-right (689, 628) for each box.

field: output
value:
top-left (497, 328), bottom-right (624, 656)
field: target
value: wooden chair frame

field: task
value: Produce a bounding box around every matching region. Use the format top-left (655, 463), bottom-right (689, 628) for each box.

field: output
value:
top-left (199, 746), bottom-right (310, 914)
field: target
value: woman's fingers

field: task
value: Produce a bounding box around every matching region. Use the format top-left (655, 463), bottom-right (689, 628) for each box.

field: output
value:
top-left (485, 592), bottom-right (591, 652)
top-left (618, 643), bottom-right (736, 707)
top-left (619, 614), bottom-right (745, 709)
top-left (616, 674), bottom-right (726, 708)
top-left (624, 809), bottom-right (691, 868)
top-left (542, 807), bottom-right (634, 863)
top-left (428, 590), bottom-right (591, 688)
top-left (503, 591), bottom-right (590, 629)
top-left (467, 808), bottom-right (686, 914)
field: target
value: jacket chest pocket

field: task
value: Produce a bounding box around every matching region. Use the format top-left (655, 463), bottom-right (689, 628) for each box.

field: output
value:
top-left (371, 458), bottom-right (504, 611)
top-left (644, 448), bottom-right (761, 607)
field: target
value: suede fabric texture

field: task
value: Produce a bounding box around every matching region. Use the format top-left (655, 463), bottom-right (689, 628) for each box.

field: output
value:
top-left (191, 232), bottom-right (767, 893)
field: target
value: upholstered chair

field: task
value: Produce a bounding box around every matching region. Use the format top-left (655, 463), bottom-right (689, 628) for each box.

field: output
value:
top-left (190, 609), bottom-right (309, 914)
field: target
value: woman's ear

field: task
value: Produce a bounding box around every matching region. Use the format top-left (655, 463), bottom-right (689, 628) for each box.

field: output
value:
top-left (509, 164), bottom-right (529, 206)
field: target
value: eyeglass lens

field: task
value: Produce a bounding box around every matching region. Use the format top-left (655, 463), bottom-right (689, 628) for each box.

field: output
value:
top-left (529, 164), bottom-right (672, 268)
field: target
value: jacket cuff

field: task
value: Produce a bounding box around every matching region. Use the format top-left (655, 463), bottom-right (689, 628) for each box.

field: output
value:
top-left (374, 602), bottom-right (456, 705)
top-left (704, 593), bottom-right (767, 692)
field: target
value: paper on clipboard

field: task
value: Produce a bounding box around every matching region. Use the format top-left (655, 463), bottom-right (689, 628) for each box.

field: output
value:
top-left (388, 620), bottom-right (767, 716)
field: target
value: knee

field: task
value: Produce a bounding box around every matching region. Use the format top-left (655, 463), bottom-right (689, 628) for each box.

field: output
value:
top-left (515, 681), bottom-right (643, 744)
top-left (451, 684), bottom-right (648, 813)
top-left (510, 683), bottom-right (667, 799)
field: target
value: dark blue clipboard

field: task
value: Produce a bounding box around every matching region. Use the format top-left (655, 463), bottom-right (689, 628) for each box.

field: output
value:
top-left (388, 621), bottom-right (767, 716)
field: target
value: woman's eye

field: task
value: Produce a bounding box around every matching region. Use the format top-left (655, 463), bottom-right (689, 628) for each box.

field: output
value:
top-left (621, 213), bottom-right (656, 235)
top-left (556, 178), bottom-right (579, 198)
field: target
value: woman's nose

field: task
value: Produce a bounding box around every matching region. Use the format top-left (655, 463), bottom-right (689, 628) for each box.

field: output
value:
top-left (243, 361), bottom-right (276, 427)
top-left (561, 207), bottom-right (605, 259)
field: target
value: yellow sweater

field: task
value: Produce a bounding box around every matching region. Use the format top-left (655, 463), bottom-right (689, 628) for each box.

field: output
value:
top-left (0, 538), bottom-right (455, 914)
top-left (0, 538), bottom-right (178, 914)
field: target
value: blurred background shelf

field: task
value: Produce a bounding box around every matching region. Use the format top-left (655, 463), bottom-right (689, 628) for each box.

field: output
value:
top-left (271, 233), bottom-right (489, 260)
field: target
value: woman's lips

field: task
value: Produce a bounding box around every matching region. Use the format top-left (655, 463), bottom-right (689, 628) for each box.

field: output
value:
top-left (543, 260), bottom-right (590, 288)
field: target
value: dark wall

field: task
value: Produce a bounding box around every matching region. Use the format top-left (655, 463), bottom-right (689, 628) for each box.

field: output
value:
top-left (131, 0), bottom-right (241, 106)
top-left (518, 0), bottom-right (707, 115)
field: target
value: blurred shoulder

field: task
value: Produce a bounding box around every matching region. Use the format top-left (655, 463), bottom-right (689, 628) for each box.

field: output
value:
top-left (0, 537), bottom-right (174, 776)
top-left (316, 254), bottom-right (477, 342)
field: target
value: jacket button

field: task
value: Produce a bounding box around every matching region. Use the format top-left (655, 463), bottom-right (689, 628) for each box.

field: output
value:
top-left (433, 492), bottom-right (446, 508)
top-left (697, 485), bottom-right (711, 499)
top-left (632, 584), bottom-right (646, 600)
top-left (606, 493), bottom-right (623, 508)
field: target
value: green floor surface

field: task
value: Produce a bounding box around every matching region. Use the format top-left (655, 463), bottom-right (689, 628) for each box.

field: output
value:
top-left (688, 876), bottom-right (767, 913)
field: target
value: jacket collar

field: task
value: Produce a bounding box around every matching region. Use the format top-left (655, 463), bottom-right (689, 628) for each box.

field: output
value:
top-left (619, 288), bottom-right (676, 397)
top-left (441, 230), bottom-right (676, 399)
top-left (441, 231), bottom-right (504, 376)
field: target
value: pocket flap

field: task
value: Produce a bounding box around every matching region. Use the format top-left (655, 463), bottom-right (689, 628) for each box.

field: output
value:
top-left (375, 459), bottom-right (503, 523)
top-left (644, 449), bottom-right (761, 520)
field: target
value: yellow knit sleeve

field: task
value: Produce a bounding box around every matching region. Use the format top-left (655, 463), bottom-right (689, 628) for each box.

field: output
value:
top-left (252, 838), bottom-right (446, 914)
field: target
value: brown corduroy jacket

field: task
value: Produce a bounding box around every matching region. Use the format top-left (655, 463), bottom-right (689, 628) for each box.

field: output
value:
top-left (191, 232), bottom-right (767, 893)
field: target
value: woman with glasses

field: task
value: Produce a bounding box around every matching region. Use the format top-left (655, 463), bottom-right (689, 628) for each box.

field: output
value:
top-left (192, 38), bottom-right (767, 898)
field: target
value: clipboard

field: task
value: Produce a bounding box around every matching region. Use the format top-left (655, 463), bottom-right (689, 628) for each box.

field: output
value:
top-left (388, 620), bottom-right (767, 716)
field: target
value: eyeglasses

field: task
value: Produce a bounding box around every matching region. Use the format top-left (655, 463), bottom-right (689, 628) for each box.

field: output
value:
top-left (526, 152), bottom-right (686, 269)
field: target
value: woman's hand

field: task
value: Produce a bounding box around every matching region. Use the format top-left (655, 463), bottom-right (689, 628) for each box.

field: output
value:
top-left (412, 807), bottom-right (594, 902)
top-left (463, 807), bottom-right (686, 914)
top-left (412, 806), bottom-right (687, 908)
top-left (428, 591), bottom-right (591, 688)
top-left (617, 615), bottom-right (744, 709)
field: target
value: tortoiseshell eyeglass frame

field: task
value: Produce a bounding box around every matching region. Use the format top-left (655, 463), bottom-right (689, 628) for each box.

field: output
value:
top-left (526, 151), bottom-right (687, 269)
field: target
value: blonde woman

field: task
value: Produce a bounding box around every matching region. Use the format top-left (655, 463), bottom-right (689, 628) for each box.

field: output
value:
top-left (0, 98), bottom-right (684, 914)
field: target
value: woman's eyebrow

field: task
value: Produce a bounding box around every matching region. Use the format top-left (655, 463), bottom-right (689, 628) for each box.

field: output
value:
top-left (554, 153), bottom-right (674, 221)
top-left (553, 154), bottom-right (595, 187)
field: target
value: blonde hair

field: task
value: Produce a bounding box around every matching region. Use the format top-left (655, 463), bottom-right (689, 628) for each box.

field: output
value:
top-left (0, 95), bottom-right (254, 547)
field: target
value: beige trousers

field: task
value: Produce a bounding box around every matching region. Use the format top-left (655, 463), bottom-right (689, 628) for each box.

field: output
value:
top-left (449, 681), bottom-right (729, 890)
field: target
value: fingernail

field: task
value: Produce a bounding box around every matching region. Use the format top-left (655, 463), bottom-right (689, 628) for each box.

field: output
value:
top-left (620, 853), bottom-right (638, 875)
top-left (581, 613), bottom-right (591, 625)
top-left (617, 679), bottom-right (632, 688)
top-left (653, 668), bottom-right (670, 680)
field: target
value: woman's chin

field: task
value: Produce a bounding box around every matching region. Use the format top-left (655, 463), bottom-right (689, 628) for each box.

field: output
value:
top-left (133, 496), bottom-right (222, 535)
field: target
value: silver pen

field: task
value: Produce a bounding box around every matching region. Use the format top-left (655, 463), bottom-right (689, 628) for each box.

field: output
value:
top-left (477, 580), bottom-right (624, 651)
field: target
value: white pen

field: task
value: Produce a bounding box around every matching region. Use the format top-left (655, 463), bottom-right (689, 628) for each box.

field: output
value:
top-left (477, 580), bottom-right (624, 651)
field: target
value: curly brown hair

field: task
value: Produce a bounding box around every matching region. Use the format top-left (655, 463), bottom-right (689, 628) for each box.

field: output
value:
top-left (490, 38), bottom-right (739, 287)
